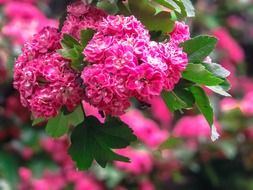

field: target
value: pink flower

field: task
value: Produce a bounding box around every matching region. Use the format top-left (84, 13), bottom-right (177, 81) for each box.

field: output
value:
top-left (121, 109), bottom-right (169, 148)
top-left (127, 64), bottom-right (164, 100)
top-left (240, 91), bottom-right (253, 116)
top-left (81, 64), bottom-right (131, 115)
top-left (213, 27), bottom-right (245, 63)
top-left (169, 21), bottom-right (190, 45)
top-left (2, 2), bottom-right (58, 45)
top-left (173, 115), bottom-right (221, 139)
top-left (115, 147), bottom-right (153, 175)
top-left (139, 180), bottom-right (155, 190)
top-left (149, 96), bottom-right (172, 129)
top-left (62, 2), bottom-right (107, 39)
top-left (14, 27), bottom-right (83, 118)
top-left (220, 98), bottom-right (239, 112)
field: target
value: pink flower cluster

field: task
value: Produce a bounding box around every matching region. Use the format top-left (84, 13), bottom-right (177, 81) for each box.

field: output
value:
top-left (13, 27), bottom-right (83, 118)
top-left (81, 14), bottom-right (189, 115)
top-left (14, 2), bottom-right (190, 118)
top-left (62, 1), bottom-right (107, 39)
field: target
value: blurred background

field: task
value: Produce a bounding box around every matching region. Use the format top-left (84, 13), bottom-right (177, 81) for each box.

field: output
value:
top-left (1, 0), bottom-right (253, 189)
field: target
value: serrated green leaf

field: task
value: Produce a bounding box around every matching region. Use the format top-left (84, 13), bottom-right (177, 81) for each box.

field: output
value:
top-left (190, 86), bottom-right (213, 126)
top-left (203, 62), bottom-right (230, 78)
top-left (45, 112), bottom-right (69, 138)
top-left (80, 29), bottom-right (96, 47)
top-left (181, 35), bottom-right (217, 62)
top-left (182, 63), bottom-right (224, 86)
top-left (68, 116), bottom-right (136, 170)
top-left (128, 0), bottom-right (175, 32)
top-left (69, 123), bottom-right (93, 170)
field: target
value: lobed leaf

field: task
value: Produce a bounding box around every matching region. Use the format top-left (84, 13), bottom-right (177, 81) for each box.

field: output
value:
top-left (68, 116), bottom-right (137, 170)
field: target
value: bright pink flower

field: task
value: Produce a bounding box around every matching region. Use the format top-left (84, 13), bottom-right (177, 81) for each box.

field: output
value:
top-left (81, 64), bottom-right (131, 115)
top-left (4, 2), bottom-right (44, 19)
top-left (213, 27), bottom-right (245, 63)
top-left (2, 2), bottom-right (58, 45)
top-left (115, 147), bottom-right (153, 175)
top-left (169, 21), bottom-right (190, 45)
top-left (173, 115), bottom-right (221, 139)
top-left (220, 98), bottom-right (239, 112)
top-left (82, 101), bottom-right (105, 123)
top-left (240, 91), bottom-right (253, 116)
top-left (121, 109), bottom-right (169, 148)
top-left (14, 27), bottom-right (83, 118)
top-left (127, 64), bottom-right (164, 100)
top-left (149, 96), bottom-right (172, 128)
top-left (62, 2), bottom-right (107, 39)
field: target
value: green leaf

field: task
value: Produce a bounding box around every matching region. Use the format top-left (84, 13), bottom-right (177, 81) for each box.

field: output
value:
top-left (174, 87), bottom-right (195, 108)
top-left (173, 0), bottom-right (195, 17)
top-left (182, 63), bottom-right (224, 86)
top-left (117, 0), bottom-right (131, 16)
top-left (68, 116), bottom-right (137, 170)
top-left (190, 86), bottom-right (213, 126)
top-left (61, 34), bottom-right (80, 49)
top-left (45, 106), bottom-right (84, 138)
top-left (206, 86), bottom-right (231, 97)
top-left (67, 105), bottom-right (85, 126)
top-left (128, 0), bottom-right (175, 32)
top-left (202, 62), bottom-right (230, 78)
top-left (32, 117), bottom-right (46, 126)
top-left (181, 35), bottom-right (217, 62)
top-left (162, 91), bottom-right (187, 112)
top-left (159, 137), bottom-right (183, 149)
top-left (80, 29), bottom-right (96, 47)
top-left (45, 112), bottom-right (69, 138)
top-left (97, 1), bottom-right (119, 14)
top-left (152, 0), bottom-right (181, 13)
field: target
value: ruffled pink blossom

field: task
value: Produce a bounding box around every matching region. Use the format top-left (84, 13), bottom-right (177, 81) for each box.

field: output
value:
top-left (82, 14), bottom-right (188, 115)
top-left (14, 27), bottom-right (83, 118)
top-left (61, 2), bottom-right (107, 39)
top-left (169, 21), bottom-right (190, 45)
